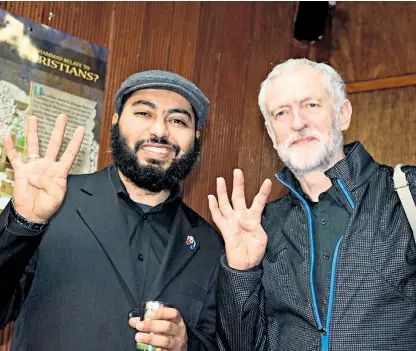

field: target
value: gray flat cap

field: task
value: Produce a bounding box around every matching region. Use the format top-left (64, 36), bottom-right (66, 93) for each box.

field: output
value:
top-left (115, 70), bottom-right (209, 130)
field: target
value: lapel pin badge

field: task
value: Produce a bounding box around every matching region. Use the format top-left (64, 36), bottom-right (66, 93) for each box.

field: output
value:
top-left (186, 235), bottom-right (196, 250)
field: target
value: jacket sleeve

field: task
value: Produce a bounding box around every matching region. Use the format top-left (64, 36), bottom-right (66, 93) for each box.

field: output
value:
top-left (216, 255), bottom-right (269, 351)
top-left (408, 167), bottom-right (416, 200)
top-left (186, 262), bottom-right (220, 351)
top-left (0, 201), bottom-right (45, 326)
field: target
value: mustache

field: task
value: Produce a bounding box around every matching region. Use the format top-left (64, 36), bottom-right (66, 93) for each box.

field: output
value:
top-left (134, 137), bottom-right (180, 156)
top-left (283, 130), bottom-right (322, 148)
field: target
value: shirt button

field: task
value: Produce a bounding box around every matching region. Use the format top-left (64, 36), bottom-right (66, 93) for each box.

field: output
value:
top-left (320, 219), bottom-right (327, 225)
top-left (138, 254), bottom-right (144, 261)
top-left (323, 253), bottom-right (330, 260)
top-left (142, 214), bottom-right (147, 220)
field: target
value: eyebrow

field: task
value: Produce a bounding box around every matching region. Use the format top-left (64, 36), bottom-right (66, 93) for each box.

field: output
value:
top-left (168, 108), bottom-right (192, 121)
top-left (300, 97), bottom-right (323, 103)
top-left (131, 100), bottom-right (157, 109)
top-left (271, 97), bottom-right (324, 112)
top-left (273, 104), bottom-right (290, 111)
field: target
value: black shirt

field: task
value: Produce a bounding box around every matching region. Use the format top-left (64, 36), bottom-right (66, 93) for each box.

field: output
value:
top-left (109, 166), bottom-right (182, 301)
top-left (298, 184), bottom-right (351, 315)
top-left (309, 188), bottom-right (350, 315)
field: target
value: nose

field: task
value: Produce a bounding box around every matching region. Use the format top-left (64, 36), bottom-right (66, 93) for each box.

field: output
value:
top-left (148, 118), bottom-right (169, 139)
top-left (291, 104), bottom-right (308, 131)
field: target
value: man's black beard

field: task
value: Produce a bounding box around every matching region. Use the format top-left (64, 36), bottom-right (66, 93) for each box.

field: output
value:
top-left (110, 123), bottom-right (200, 193)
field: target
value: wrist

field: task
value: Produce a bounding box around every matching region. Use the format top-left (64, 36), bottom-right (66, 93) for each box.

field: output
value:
top-left (224, 255), bottom-right (262, 272)
top-left (226, 257), bottom-right (259, 271)
top-left (10, 199), bottom-right (49, 231)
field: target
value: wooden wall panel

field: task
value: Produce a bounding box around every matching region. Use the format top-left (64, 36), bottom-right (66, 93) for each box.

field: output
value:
top-left (237, 2), bottom-right (297, 204)
top-left (166, 2), bottom-right (201, 75)
top-left (98, 2), bottom-right (149, 165)
top-left (182, 2), bottom-right (255, 216)
top-left (345, 86), bottom-right (416, 166)
top-left (330, 2), bottom-right (416, 82)
top-left (1, 1), bottom-right (45, 24)
top-left (1, 1), bottom-right (112, 46)
top-left (134, 2), bottom-right (175, 69)
top-left (99, 2), bottom-right (203, 166)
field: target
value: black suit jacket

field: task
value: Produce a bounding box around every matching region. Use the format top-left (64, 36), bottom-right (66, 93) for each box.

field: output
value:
top-left (0, 166), bottom-right (223, 350)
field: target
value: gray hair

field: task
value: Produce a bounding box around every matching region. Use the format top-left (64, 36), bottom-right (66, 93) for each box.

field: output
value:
top-left (258, 58), bottom-right (347, 122)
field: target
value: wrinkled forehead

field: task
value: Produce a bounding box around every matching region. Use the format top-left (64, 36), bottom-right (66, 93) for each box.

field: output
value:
top-left (264, 65), bottom-right (331, 109)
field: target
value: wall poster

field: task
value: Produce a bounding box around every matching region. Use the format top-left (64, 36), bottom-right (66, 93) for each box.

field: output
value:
top-left (0, 9), bottom-right (107, 212)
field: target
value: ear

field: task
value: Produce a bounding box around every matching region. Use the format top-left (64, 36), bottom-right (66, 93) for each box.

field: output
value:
top-left (265, 122), bottom-right (278, 150)
top-left (112, 113), bottom-right (120, 126)
top-left (339, 99), bottom-right (352, 132)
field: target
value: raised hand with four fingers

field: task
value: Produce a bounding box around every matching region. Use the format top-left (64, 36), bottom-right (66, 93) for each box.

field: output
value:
top-left (3, 114), bottom-right (85, 223)
top-left (208, 169), bottom-right (272, 271)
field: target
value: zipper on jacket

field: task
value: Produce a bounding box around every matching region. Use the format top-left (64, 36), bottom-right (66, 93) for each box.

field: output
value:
top-left (336, 179), bottom-right (355, 210)
top-left (276, 174), bottom-right (355, 351)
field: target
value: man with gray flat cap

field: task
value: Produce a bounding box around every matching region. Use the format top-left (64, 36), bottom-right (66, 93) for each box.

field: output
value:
top-left (0, 70), bottom-right (223, 351)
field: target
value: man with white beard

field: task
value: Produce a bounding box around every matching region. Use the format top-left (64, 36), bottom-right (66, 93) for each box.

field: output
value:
top-left (209, 58), bottom-right (416, 351)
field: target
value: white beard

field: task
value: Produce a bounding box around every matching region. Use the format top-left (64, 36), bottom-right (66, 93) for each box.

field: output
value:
top-left (277, 116), bottom-right (344, 177)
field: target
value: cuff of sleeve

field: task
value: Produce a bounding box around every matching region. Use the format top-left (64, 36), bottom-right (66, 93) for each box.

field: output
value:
top-left (220, 254), bottom-right (262, 273)
top-left (5, 205), bottom-right (47, 237)
top-left (217, 254), bottom-right (263, 308)
top-left (219, 254), bottom-right (263, 290)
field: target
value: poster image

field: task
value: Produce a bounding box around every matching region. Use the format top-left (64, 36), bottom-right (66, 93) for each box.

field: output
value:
top-left (0, 9), bottom-right (108, 211)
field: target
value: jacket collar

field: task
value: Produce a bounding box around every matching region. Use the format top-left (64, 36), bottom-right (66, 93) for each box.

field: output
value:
top-left (75, 165), bottom-right (199, 306)
top-left (76, 166), bottom-right (139, 306)
top-left (277, 141), bottom-right (379, 195)
top-left (324, 142), bottom-right (379, 192)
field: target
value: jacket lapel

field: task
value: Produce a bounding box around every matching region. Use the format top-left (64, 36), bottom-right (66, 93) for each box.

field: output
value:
top-left (76, 167), bottom-right (139, 307)
top-left (146, 203), bottom-right (200, 301)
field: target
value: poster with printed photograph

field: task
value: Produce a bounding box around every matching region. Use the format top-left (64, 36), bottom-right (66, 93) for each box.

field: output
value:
top-left (0, 9), bottom-right (107, 211)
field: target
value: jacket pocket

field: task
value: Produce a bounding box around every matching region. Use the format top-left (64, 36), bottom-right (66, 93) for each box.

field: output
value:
top-left (266, 247), bottom-right (291, 276)
top-left (263, 245), bottom-right (310, 314)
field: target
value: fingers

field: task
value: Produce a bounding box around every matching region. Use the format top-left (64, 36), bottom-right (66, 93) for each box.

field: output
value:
top-left (45, 114), bottom-right (68, 160)
top-left (131, 318), bottom-right (179, 336)
top-left (3, 135), bottom-right (23, 169)
top-left (26, 116), bottom-right (39, 157)
top-left (58, 126), bottom-right (85, 175)
top-left (216, 177), bottom-right (233, 217)
top-left (209, 171), bottom-right (268, 226)
top-left (130, 308), bottom-right (186, 349)
top-left (128, 317), bottom-right (140, 329)
top-left (207, 194), bottom-right (224, 230)
top-left (151, 307), bottom-right (181, 322)
top-left (251, 178), bottom-right (272, 215)
top-left (129, 308), bottom-right (182, 328)
top-left (135, 332), bottom-right (175, 349)
top-left (231, 169), bottom-right (247, 211)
